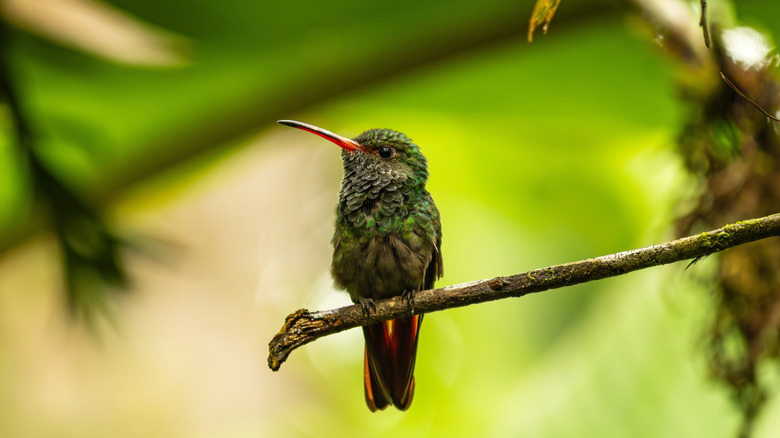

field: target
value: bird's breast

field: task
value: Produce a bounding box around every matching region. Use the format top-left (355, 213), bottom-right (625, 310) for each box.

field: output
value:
top-left (331, 228), bottom-right (432, 302)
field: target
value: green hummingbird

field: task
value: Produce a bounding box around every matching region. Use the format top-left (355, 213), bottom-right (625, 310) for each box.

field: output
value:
top-left (278, 120), bottom-right (443, 411)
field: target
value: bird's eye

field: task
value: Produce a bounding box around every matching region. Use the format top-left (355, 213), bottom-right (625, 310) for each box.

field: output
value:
top-left (378, 147), bottom-right (394, 159)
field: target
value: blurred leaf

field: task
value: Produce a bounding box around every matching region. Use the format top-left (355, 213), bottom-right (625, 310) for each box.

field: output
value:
top-left (0, 22), bottom-right (127, 323)
top-left (528, 0), bottom-right (561, 42)
top-left (2, 0), bottom-right (188, 66)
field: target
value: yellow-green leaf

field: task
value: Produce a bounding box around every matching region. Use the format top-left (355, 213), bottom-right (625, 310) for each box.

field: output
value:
top-left (528, 0), bottom-right (561, 42)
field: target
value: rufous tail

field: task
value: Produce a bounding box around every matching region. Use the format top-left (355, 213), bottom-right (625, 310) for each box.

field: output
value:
top-left (362, 315), bottom-right (423, 411)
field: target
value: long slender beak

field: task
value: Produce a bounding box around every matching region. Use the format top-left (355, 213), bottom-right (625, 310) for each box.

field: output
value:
top-left (278, 120), bottom-right (365, 152)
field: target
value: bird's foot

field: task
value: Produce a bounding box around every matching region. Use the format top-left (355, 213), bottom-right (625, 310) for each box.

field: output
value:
top-left (402, 289), bottom-right (416, 312)
top-left (357, 297), bottom-right (376, 316)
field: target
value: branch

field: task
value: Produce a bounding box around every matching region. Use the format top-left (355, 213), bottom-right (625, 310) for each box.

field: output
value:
top-left (268, 213), bottom-right (780, 371)
top-left (699, 0), bottom-right (711, 48)
top-left (720, 72), bottom-right (780, 122)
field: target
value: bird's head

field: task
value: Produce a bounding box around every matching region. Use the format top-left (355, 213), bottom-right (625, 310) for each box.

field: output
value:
top-left (278, 120), bottom-right (429, 187)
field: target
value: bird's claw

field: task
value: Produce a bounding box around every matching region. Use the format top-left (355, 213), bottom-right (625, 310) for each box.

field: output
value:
top-left (402, 289), bottom-right (416, 312)
top-left (357, 297), bottom-right (376, 316)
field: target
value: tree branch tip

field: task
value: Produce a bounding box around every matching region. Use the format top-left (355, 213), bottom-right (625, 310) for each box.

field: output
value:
top-left (268, 308), bottom-right (317, 371)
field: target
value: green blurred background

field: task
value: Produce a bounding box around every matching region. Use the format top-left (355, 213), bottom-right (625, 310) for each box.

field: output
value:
top-left (0, 0), bottom-right (779, 437)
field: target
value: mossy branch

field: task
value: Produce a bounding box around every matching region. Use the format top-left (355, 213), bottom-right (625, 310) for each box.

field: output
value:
top-left (268, 213), bottom-right (780, 371)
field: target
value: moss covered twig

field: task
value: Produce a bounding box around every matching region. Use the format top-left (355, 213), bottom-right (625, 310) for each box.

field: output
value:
top-left (269, 213), bottom-right (780, 371)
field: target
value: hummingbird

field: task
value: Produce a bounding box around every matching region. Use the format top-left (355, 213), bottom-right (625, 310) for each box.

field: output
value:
top-left (278, 120), bottom-right (443, 411)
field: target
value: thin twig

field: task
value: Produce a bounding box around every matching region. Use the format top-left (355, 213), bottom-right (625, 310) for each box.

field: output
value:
top-left (721, 72), bottom-right (780, 122)
top-left (268, 213), bottom-right (780, 371)
top-left (699, 0), bottom-right (711, 48)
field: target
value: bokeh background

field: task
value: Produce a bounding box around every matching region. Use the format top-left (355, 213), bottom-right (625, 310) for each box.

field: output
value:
top-left (0, 0), bottom-right (779, 437)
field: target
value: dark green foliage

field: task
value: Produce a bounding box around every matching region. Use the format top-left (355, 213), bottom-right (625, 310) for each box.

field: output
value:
top-left (0, 23), bottom-right (126, 323)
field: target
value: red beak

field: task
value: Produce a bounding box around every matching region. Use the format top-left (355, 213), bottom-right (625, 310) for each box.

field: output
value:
top-left (278, 120), bottom-right (365, 152)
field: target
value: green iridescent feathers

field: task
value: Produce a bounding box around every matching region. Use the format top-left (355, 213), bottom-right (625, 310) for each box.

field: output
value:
top-left (330, 128), bottom-right (442, 302)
